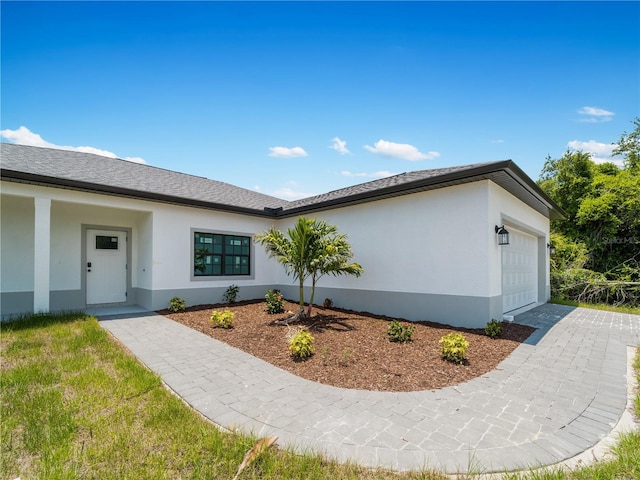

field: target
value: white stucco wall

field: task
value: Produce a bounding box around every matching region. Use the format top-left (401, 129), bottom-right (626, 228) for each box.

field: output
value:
top-left (2, 182), bottom-right (151, 294)
top-left (275, 181), bottom-right (493, 297)
top-left (487, 181), bottom-right (550, 299)
top-left (1, 194), bottom-right (35, 292)
top-left (2, 175), bottom-right (551, 322)
top-left (137, 212), bottom-right (154, 290)
top-left (150, 204), bottom-right (277, 290)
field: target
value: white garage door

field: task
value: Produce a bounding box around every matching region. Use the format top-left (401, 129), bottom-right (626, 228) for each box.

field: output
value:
top-left (502, 227), bottom-right (538, 313)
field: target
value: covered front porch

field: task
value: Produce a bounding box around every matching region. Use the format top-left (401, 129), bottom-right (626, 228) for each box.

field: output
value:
top-left (1, 183), bottom-right (153, 318)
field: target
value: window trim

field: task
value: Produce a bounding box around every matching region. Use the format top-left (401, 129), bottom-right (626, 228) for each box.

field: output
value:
top-left (190, 228), bottom-right (255, 281)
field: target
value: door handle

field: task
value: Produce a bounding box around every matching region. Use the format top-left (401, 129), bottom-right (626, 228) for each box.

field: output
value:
top-left (87, 261), bottom-right (92, 272)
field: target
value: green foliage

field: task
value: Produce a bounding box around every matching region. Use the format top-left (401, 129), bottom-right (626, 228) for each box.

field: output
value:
top-left (265, 289), bottom-right (285, 314)
top-left (223, 284), bottom-right (239, 303)
top-left (168, 296), bottom-right (187, 312)
top-left (439, 332), bottom-right (469, 364)
top-left (552, 268), bottom-right (640, 307)
top-left (210, 310), bottom-right (234, 329)
top-left (256, 217), bottom-right (363, 318)
top-left (539, 149), bottom-right (594, 222)
top-left (613, 117), bottom-right (640, 172)
top-left (549, 232), bottom-right (640, 307)
top-left (549, 232), bottom-right (589, 273)
top-left (538, 123), bottom-right (640, 307)
top-left (387, 319), bottom-right (415, 343)
top-left (484, 319), bottom-right (503, 338)
top-left (288, 329), bottom-right (314, 359)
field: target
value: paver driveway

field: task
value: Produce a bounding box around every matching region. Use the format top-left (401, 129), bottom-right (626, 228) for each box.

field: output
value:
top-left (98, 304), bottom-right (639, 474)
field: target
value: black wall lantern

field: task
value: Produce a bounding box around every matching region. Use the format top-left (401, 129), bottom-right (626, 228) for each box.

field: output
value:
top-left (495, 225), bottom-right (510, 245)
top-left (547, 243), bottom-right (556, 256)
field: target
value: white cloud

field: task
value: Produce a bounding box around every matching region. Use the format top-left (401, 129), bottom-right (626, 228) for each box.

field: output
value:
top-left (577, 106), bottom-right (614, 123)
top-left (0, 126), bottom-right (146, 163)
top-left (268, 146), bottom-right (308, 158)
top-left (271, 180), bottom-right (314, 200)
top-left (341, 170), bottom-right (396, 179)
top-left (272, 187), bottom-right (314, 200)
top-left (364, 139), bottom-right (439, 161)
top-left (491, 139), bottom-right (505, 144)
top-left (329, 137), bottom-right (351, 155)
top-left (0, 125), bottom-right (51, 147)
top-left (567, 139), bottom-right (621, 165)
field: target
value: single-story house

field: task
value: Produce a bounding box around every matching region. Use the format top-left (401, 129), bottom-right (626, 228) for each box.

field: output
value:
top-left (1, 143), bottom-right (564, 328)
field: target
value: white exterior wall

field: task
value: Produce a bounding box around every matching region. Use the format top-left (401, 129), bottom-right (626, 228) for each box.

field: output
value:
top-left (1, 180), bottom-right (279, 314)
top-left (150, 204), bottom-right (276, 290)
top-left (1, 177), bottom-right (550, 326)
top-left (49, 201), bottom-right (144, 290)
top-left (277, 182), bottom-right (491, 297)
top-left (487, 181), bottom-right (551, 304)
top-left (1, 194), bottom-right (35, 292)
top-left (2, 182), bottom-right (152, 314)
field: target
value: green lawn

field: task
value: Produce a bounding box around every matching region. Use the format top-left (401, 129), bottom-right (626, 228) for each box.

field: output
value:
top-left (550, 297), bottom-right (640, 315)
top-left (1, 311), bottom-right (638, 479)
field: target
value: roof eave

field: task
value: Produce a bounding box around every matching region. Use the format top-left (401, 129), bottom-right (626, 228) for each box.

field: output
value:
top-left (1, 159), bottom-right (566, 221)
top-left (280, 160), bottom-right (566, 221)
top-left (0, 170), bottom-right (275, 218)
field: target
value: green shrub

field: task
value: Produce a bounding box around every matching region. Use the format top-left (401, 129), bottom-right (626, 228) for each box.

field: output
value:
top-left (168, 296), bottom-right (186, 312)
top-left (210, 310), bottom-right (234, 329)
top-left (288, 329), bottom-right (314, 359)
top-left (485, 319), bottom-right (503, 338)
top-left (387, 319), bottom-right (415, 343)
top-left (439, 332), bottom-right (469, 364)
top-left (223, 284), bottom-right (239, 303)
top-left (265, 289), bottom-right (285, 314)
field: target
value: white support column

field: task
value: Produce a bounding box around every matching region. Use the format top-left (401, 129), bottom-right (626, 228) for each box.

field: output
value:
top-left (33, 197), bottom-right (51, 313)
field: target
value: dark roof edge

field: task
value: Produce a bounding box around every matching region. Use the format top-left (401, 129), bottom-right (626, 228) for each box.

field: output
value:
top-left (279, 160), bottom-right (567, 220)
top-left (1, 160), bottom-right (566, 221)
top-left (500, 160), bottom-right (567, 220)
top-left (0, 170), bottom-right (274, 218)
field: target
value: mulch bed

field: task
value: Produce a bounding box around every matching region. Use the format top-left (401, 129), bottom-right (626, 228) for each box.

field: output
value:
top-left (159, 299), bottom-right (535, 392)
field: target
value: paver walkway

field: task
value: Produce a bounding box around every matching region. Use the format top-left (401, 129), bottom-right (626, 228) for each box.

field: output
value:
top-left (98, 304), bottom-right (640, 474)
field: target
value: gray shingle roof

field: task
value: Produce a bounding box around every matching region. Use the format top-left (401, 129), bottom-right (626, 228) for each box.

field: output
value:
top-left (0, 143), bottom-right (288, 214)
top-left (1, 143), bottom-right (565, 220)
top-left (287, 163), bottom-right (498, 209)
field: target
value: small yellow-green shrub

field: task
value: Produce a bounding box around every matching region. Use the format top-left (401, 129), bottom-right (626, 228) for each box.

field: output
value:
top-left (439, 332), bottom-right (469, 364)
top-left (289, 330), bottom-right (314, 359)
top-left (210, 310), bottom-right (234, 329)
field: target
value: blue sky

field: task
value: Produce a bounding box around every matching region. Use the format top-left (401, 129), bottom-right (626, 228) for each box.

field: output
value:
top-left (2, 1), bottom-right (639, 200)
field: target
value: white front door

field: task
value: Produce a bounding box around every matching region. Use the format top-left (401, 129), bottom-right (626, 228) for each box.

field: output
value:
top-left (502, 227), bottom-right (538, 313)
top-left (86, 229), bottom-right (127, 305)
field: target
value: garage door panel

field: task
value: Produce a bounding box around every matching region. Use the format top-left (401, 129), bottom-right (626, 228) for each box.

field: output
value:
top-left (502, 228), bottom-right (538, 313)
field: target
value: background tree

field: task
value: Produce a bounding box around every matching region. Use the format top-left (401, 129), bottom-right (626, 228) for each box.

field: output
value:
top-left (538, 118), bottom-right (640, 304)
top-left (613, 117), bottom-right (640, 172)
top-left (255, 217), bottom-right (363, 320)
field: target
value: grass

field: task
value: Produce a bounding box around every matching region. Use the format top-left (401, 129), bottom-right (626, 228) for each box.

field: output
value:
top-left (0, 312), bottom-right (445, 480)
top-left (550, 297), bottom-right (640, 315)
top-left (1, 311), bottom-right (638, 479)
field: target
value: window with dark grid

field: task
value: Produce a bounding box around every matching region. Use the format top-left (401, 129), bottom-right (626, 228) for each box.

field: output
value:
top-left (193, 233), bottom-right (250, 276)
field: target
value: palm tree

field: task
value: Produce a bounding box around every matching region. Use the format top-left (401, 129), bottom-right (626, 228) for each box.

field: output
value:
top-left (255, 217), bottom-right (363, 320)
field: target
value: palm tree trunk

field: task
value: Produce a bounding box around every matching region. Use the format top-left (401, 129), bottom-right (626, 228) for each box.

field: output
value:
top-left (298, 279), bottom-right (305, 314)
top-left (307, 276), bottom-right (317, 318)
